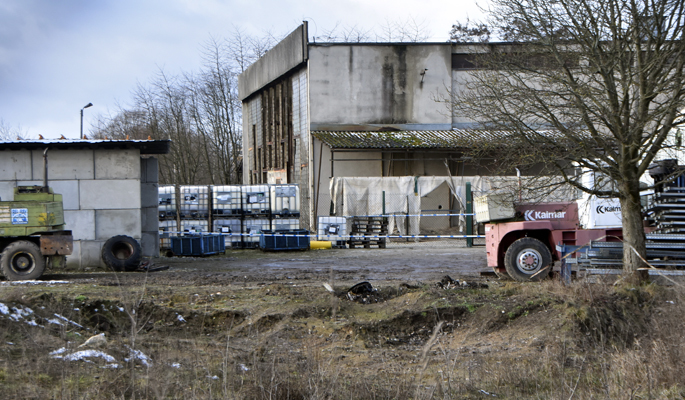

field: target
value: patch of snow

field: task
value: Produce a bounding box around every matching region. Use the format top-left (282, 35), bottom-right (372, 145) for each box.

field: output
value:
top-left (8, 305), bottom-right (34, 321)
top-left (0, 303), bottom-right (9, 315)
top-left (50, 347), bottom-right (67, 356)
top-left (176, 314), bottom-right (186, 323)
top-left (125, 346), bottom-right (152, 367)
top-left (171, 362), bottom-right (181, 369)
top-left (54, 350), bottom-right (117, 363)
top-left (0, 280), bottom-right (70, 286)
top-left (54, 313), bottom-right (85, 329)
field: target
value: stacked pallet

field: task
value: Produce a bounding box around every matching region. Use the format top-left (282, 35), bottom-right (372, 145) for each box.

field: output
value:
top-left (348, 217), bottom-right (387, 248)
top-left (647, 160), bottom-right (685, 234)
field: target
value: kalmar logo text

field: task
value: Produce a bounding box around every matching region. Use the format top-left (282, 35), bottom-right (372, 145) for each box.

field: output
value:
top-left (596, 205), bottom-right (621, 214)
top-left (524, 210), bottom-right (567, 221)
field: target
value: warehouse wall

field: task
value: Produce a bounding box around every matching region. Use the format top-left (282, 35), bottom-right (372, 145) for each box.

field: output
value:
top-left (0, 148), bottom-right (156, 269)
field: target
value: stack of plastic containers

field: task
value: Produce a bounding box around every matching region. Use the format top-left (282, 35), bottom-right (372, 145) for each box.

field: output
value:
top-left (241, 185), bottom-right (270, 215)
top-left (179, 186), bottom-right (210, 220)
top-left (242, 217), bottom-right (271, 248)
top-left (241, 185), bottom-right (270, 248)
top-left (270, 184), bottom-right (300, 218)
top-left (158, 185), bottom-right (176, 219)
top-left (212, 186), bottom-right (242, 216)
top-left (318, 216), bottom-right (347, 248)
top-left (212, 185), bottom-right (243, 248)
top-left (213, 218), bottom-right (242, 248)
top-left (158, 184), bottom-right (310, 252)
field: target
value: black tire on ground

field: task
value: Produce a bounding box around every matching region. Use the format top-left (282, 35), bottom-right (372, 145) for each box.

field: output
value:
top-left (504, 237), bottom-right (552, 282)
top-left (101, 235), bottom-right (142, 272)
top-left (1, 241), bottom-right (46, 281)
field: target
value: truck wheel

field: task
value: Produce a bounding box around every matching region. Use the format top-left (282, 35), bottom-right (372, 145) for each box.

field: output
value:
top-left (101, 235), bottom-right (142, 272)
top-left (1, 241), bottom-right (46, 281)
top-left (504, 237), bottom-right (552, 282)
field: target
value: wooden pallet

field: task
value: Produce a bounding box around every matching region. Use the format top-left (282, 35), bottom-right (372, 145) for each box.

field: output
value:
top-left (349, 217), bottom-right (388, 248)
top-left (348, 238), bottom-right (387, 249)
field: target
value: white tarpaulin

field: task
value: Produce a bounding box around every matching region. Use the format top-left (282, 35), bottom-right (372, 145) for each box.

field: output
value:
top-left (329, 176), bottom-right (505, 236)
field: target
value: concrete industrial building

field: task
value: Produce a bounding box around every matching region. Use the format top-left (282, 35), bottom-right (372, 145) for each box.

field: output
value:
top-left (239, 23), bottom-right (510, 231)
top-left (0, 139), bottom-right (170, 268)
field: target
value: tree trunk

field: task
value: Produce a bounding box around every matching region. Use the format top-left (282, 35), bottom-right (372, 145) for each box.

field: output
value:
top-left (619, 177), bottom-right (648, 284)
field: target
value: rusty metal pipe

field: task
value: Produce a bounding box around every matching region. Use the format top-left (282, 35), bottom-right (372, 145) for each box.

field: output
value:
top-left (43, 148), bottom-right (49, 192)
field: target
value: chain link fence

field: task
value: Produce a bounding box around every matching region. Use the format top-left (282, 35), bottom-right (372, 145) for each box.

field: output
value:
top-left (315, 191), bottom-right (483, 249)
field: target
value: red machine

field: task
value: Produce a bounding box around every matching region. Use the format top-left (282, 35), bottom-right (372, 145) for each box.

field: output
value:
top-left (481, 200), bottom-right (622, 281)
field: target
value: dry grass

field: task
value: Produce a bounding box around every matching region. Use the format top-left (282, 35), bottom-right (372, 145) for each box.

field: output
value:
top-left (0, 276), bottom-right (684, 399)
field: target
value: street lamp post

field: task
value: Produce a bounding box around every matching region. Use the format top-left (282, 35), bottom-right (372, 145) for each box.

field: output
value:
top-left (80, 103), bottom-right (93, 139)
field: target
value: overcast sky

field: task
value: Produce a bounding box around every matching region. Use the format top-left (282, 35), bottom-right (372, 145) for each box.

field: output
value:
top-left (0, 0), bottom-right (483, 139)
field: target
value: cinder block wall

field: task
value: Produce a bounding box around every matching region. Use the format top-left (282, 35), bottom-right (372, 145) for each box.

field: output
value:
top-left (140, 157), bottom-right (159, 257)
top-left (0, 148), bottom-right (158, 269)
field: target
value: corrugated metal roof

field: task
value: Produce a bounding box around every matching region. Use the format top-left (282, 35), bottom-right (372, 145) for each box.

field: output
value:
top-left (0, 139), bottom-right (171, 154)
top-left (311, 129), bottom-right (519, 150)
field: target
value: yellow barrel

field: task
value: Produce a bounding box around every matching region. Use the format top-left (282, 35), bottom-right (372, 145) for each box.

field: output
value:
top-left (310, 240), bottom-right (332, 250)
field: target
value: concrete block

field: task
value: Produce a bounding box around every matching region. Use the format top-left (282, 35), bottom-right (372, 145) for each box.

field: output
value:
top-left (140, 157), bottom-right (159, 184)
top-left (95, 209), bottom-right (141, 240)
top-left (79, 240), bottom-right (104, 269)
top-left (64, 210), bottom-right (96, 240)
top-left (66, 240), bottom-right (81, 269)
top-left (140, 182), bottom-right (158, 208)
top-left (141, 206), bottom-right (158, 232)
top-left (141, 231), bottom-right (159, 257)
top-left (94, 149), bottom-right (140, 179)
top-left (0, 150), bottom-right (32, 180)
top-left (0, 181), bottom-right (16, 202)
top-left (31, 149), bottom-right (94, 180)
top-left (42, 180), bottom-right (80, 210)
top-left (80, 180), bottom-right (141, 210)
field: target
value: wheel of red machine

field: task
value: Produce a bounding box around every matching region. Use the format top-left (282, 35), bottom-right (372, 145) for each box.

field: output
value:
top-left (101, 235), bottom-right (142, 272)
top-left (504, 237), bottom-right (552, 282)
top-left (1, 241), bottom-right (46, 281)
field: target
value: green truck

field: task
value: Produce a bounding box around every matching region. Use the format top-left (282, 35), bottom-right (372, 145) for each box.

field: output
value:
top-left (0, 186), bottom-right (73, 280)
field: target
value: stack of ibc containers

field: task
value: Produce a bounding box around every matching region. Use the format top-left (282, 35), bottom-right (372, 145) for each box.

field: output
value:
top-left (318, 216), bottom-right (348, 248)
top-left (179, 186), bottom-right (209, 233)
top-left (158, 184), bottom-right (304, 251)
top-left (212, 185), bottom-right (242, 248)
top-left (270, 184), bottom-right (300, 231)
top-left (158, 185), bottom-right (177, 250)
top-left (241, 185), bottom-right (270, 248)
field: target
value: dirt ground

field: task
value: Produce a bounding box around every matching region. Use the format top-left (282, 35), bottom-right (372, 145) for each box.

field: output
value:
top-left (48, 241), bottom-right (491, 286)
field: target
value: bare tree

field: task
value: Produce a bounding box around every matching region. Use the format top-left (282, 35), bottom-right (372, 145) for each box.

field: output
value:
top-left (186, 37), bottom-right (243, 185)
top-left (0, 119), bottom-right (16, 141)
top-left (93, 29), bottom-right (279, 185)
top-left (316, 23), bottom-right (373, 43)
top-left (226, 27), bottom-right (280, 73)
top-left (91, 109), bottom-right (150, 140)
top-left (450, 18), bottom-right (491, 42)
top-left (0, 119), bottom-right (29, 140)
top-left (453, 0), bottom-right (685, 281)
top-left (376, 17), bottom-right (432, 42)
